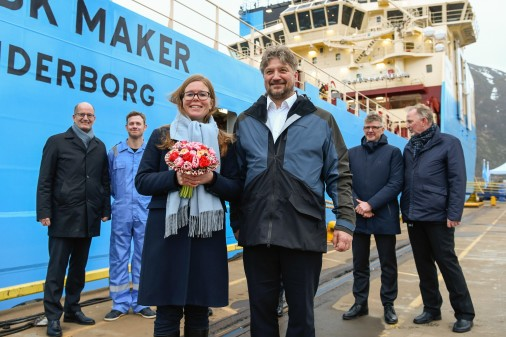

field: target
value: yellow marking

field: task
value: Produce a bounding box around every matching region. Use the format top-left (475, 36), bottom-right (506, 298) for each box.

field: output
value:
top-left (219, 306), bottom-right (238, 315)
top-left (0, 243), bottom-right (244, 301)
top-left (398, 271), bottom-right (418, 277)
top-left (408, 208), bottom-right (506, 308)
top-left (229, 277), bottom-right (247, 286)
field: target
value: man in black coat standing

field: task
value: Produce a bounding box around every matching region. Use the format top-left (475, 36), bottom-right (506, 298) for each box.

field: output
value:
top-left (401, 103), bottom-right (474, 333)
top-left (37, 102), bottom-right (111, 337)
top-left (343, 114), bottom-right (403, 325)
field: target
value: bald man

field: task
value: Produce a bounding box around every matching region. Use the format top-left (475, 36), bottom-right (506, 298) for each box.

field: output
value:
top-left (37, 102), bottom-right (111, 337)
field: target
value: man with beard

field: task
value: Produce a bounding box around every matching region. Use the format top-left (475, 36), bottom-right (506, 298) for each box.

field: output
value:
top-left (232, 45), bottom-right (355, 337)
top-left (104, 111), bottom-right (156, 321)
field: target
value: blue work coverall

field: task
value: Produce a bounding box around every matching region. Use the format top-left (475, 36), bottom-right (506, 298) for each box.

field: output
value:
top-left (108, 140), bottom-right (151, 313)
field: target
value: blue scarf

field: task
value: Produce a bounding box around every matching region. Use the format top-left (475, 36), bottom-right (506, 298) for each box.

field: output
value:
top-left (165, 113), bottom-right (223, 238)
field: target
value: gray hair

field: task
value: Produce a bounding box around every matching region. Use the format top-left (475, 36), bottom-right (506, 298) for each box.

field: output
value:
top-left (364, 113), bottom-right (383, 126)
top-left (406, 103), bottom-right (434, 124)
top-left (259, 45), bottom-right (298, 74)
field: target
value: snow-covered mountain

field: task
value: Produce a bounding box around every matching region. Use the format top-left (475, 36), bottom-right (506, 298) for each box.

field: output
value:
top-left (470, 64), bottom-right (506, 174)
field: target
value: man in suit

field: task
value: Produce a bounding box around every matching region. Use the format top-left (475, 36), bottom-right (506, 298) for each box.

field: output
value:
top-left (37, 102), bottom-right (111, 337)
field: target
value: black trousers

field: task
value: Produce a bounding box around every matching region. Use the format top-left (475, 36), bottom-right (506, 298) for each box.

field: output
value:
top-left (154, 305), bottom-right (208, 335)
top-left (352, 233), bottom-right (398, 306)
top-left (407, 221), bottom-right (475, 320)
top-left (243, 245), bottom-right (322, 337)
top-left (44, 237), bottom-right (92, 320)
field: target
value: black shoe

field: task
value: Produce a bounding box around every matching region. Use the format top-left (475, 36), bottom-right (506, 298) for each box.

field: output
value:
top-left (453, 319), bottom-right (473, 333)
top-left (46, 320), bottom-right (62, 337)
top-left (104, 309), bottom-right (126, 321)
top-left (384, 304), bottom-right (398, 324)
top-left (342, 303), bottom-right (368, 320)
top-left (63, 311), bottom-right (95, 325)
top-left (413, 311), bottom-right (442, 324)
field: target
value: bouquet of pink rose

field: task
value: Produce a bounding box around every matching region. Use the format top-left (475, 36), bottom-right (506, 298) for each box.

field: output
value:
top-left (164, 140), bottom-right (219, 198)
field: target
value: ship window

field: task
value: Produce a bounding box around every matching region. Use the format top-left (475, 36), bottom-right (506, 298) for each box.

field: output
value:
top-left (312, 8), bottom-right (326, 28)
top-left (239, 41), bottom-right (250, 56)
top-left (284, 13), bottom-right (298, 33)
top-left (297, 11), bottom-right (312, 31)
top-left (389, 94), bottom-right (422, 109)
top-left (273, 31), bottom-right (285, 44)
top-left (342, 5), bottom-right (352, 25)
top-left (254, 38), bottom-right (261, 55)
top-left (326, 5), bottom-right (339, 25)
top-left (312, 57), bottom-right (318, 64)
top-left (405, 42), bottom-right (414, 51)
top-left (447, 3), bottom-right (464, 22)
top-left (262, 35), bottom-right (271, 48)
top-left (335, 53), bottom-right (341, 60)
top-left (387, 10), bottom-right (403, 26)
top-left (351, 10), bottom-right (364, 29)
top-left (426, 64), bottom-right (433, 73)
top-left (429, 6), bottom-right (443, 23)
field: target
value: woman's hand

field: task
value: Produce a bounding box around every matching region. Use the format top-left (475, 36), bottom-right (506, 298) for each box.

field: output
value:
top-left (177, 171), bottom-right (214, 187)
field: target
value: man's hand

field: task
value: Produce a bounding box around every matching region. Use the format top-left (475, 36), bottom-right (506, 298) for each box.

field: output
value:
top-left (332, 230), bottom-right (352, 252)
top-left (39, 218), bottom-right (51, 226)
top-left (102, 217), bottom-right (110, 222)
top-left (234, 230), bottom-right (240, 241)
top-left (447, 219), bottom-right (461, 228)
top-left (355, 199), bottom-right (372, 216)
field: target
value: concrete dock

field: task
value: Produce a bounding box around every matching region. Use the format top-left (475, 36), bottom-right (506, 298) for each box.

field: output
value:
top-left (1, 204), bottom-right (504, 336)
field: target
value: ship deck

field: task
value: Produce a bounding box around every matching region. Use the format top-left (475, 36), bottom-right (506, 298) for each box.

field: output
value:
top-left (1, 204), bottom-right (504, 337)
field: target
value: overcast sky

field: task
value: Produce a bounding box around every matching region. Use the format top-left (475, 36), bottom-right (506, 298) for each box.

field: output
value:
top-left (114, 0), bottom-right (506, 73)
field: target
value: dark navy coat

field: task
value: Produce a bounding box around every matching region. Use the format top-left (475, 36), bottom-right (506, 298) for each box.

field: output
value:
top-left (135, 127), bottom-right (242, 307)
top-left (348, 134), bottom-right (403, 235)
top-left (400, 126), bottom-right (466, 222)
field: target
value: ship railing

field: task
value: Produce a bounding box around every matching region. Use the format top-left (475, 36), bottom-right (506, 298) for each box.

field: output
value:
top-left (154, 0), bottom-right (407, 137)
top-left (467, 181), bottom-right (506, 201)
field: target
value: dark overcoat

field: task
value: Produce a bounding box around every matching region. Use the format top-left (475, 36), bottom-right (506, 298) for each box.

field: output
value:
top-left (400, 126), bottom-right (466, 222)
top-left (348, 134), bottom-right (403, 235)
top-left (135, 127), bottom-right (242, 307)
top-left (36, 127), bottom-right (111, 237)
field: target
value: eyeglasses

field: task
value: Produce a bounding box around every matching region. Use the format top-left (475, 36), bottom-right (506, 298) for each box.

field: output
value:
top-left (363, 126), bottom-right (382, 131)
top-left (75, 113), bottom-right (95, 119)
top-left (183, 91), bottom-right (211, 101)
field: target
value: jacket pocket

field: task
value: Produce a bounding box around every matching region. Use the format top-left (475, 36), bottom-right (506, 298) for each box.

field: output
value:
top-left (423, 185), bottom-right (447, 196)
top-left (288, 193), bottom-right (323, 221)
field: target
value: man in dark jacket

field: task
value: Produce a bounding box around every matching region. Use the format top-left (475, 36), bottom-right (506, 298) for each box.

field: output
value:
top-left (37, 102), bottom-right (111, 337)
top-left (233, 45), bottom-right (355, 337)
top-left (401, 103), bottom-right (474, 333)
top-left (344, 114), bottom-right (403, 324)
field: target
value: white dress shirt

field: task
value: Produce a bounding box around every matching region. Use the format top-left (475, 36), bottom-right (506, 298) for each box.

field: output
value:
top-left (266, 93), bottom-right (297, 143)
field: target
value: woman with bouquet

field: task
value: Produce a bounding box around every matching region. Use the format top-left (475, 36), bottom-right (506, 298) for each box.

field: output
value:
top-left (135, 74), bottom-right (242, 337)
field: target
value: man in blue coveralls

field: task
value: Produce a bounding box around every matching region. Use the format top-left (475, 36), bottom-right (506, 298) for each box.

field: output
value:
top-left (104, 111), bottom-right (156, 321)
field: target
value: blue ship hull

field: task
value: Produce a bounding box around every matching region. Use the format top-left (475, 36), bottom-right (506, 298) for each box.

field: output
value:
top-left (0, 0), bottom-right (474, 310)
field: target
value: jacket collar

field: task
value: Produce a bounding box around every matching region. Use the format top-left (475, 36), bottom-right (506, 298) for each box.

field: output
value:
top-left (361, 134), bottom-right (388, 153)
top-left (406, 125), bottom-right (442, 153)
top-left (64, 127), bottom-right (98, 152)
top-left (244, 93), bottom-right (317, 123)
